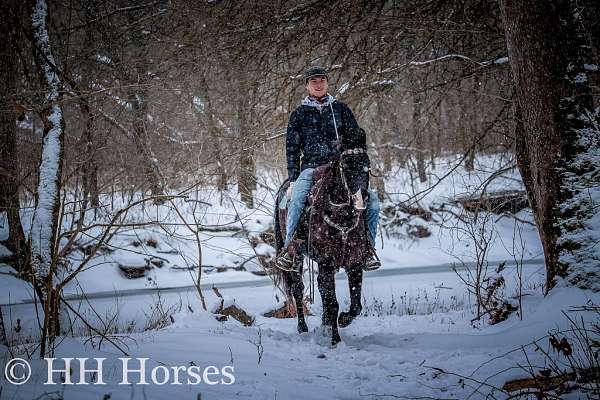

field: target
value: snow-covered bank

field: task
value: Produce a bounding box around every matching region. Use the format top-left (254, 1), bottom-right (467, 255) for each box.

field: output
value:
top-left (0, 154), bottom-right (543, 304)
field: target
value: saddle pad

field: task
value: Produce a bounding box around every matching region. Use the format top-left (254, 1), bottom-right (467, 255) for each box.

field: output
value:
top-left (279, 193), bottom-right (289, 209)
top-left (278, 180), bottom-right (291, 209)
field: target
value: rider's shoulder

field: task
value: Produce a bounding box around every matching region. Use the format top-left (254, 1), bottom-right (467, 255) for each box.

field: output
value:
top-left (333, 99), bottom-right (351, 112)
top-left (291, 104), bottom-right (309, 115)
top-left (288, 106), bottom-right (305, 120)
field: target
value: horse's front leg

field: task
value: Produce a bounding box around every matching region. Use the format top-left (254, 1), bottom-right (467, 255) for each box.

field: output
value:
top-left (338, 266), bottom-right (363, 328)
top-left (317, 267), bottom-right (341, 345)
top-left (287, 256), bottom-right (308, 333)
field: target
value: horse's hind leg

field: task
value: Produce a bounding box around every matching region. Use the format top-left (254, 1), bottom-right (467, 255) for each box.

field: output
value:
top-left (317, 267), bottom-right (341, 345)
top-left (338, 267), bottom-right (363, 328)
top-left (288, 258), bottom-right (308, 333)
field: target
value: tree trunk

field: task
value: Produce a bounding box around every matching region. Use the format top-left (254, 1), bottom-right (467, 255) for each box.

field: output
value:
top-left (30, 0), bottom-right (66, 355)
top-left (0, 0), bottom-right (27, 274)
top-left (459, 78), bottom-right (476, 172)
top-left (80, 1), bottom-right (99, 209)
top-left (235, 69), bottom-right (256, 209)
top-left (413, 94), bottom-right (427, 183)
top-left (377, 99), bottom-right (393, 174)
top-left (500, 0), bottom-right (600, 292)
top-left (0, 305), bottom-right (7, 346)
top-left (80, 101), bottom-right (99, 208)
top-left (130, 93), bottom-right (164, 201)
top-left (197, 75), bottom-right (228, 192)
top-left (238, 134), bottom-right (256, 208)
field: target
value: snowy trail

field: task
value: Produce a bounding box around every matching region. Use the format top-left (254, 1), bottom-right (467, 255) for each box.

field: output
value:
top-left (2, 260), bottom-right (546, 351)
top-left (1, 259), bottom-right (545, 345)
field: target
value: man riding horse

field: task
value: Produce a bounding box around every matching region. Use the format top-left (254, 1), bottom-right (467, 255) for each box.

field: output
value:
top-left (276, 66), bottom-right (381, 271)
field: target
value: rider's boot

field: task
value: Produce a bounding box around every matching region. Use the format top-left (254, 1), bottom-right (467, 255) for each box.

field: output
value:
top-left (363, 246), bottom-right (381, 271)
top-left (363, 217), bottom-right (381, 271)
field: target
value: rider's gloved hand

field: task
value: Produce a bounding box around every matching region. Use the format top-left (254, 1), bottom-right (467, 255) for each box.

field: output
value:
top-left (286, 181), bottom-right (294, 199)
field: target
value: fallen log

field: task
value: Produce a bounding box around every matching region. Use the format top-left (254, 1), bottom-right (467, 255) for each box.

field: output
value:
top-left (212, 287), bottom-right (254, 326)
top-left (118, 264), bottom-right (150, 279)
top-left (199, 225), bottom-right (243, 233)
top-left (263, 298), bottom-right (312, 319)
top-left (503, 372), bottom-right (576, 393)
top-left (406, 224), bottom-right (431, 238)
top-left (502, 367), bottom-right (600, 393)
top-left (455, 190), bottom-right (529, 214)
top-left (382, 203), bottom-right (433, 222)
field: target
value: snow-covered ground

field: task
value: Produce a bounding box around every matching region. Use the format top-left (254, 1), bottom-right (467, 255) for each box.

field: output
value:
top-left (4, 154), bottom-right (596, 399)
top-left (1, 264), bottom-right (598, 399)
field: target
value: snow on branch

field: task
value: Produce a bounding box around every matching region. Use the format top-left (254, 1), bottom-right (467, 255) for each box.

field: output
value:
top-left (380, 55), bottom-right (509, 74)
top-left (32, 0), bottom-right (60, 102)
top-left (408, 53), bottom-right (487, 66)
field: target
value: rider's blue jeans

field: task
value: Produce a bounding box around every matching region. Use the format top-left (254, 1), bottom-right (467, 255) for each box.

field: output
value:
top-left (284, 167), bottom-right (380, 247)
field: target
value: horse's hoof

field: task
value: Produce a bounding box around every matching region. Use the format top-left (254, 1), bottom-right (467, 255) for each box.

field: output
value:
top-left (338, 312), bottom-right (352, 328)
top-left (298, 320), bottom-right (308, 333)
top-left (338, 308), bottom-right (361, 328)
top-left (331, 333), bottom-right (342, 346)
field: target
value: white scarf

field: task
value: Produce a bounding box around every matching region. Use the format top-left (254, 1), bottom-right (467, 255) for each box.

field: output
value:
top-left (301, 94), bottom-right (336, 111)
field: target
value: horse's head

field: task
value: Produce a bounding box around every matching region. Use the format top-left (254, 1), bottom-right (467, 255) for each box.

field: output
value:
top-left (342, 126), bottom-right (370, 195)
top-left (340, 148), bottom-right (370, 198)
top-left (329, 127), bottom-right (370, 205)
top-left (324, 146), bottom-right (370, 224)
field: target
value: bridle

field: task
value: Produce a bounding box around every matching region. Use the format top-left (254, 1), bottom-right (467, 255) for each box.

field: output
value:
top-left (329, 147), bottom-right (367, 206)
top-left (320, 148), bottom-right (368, 249)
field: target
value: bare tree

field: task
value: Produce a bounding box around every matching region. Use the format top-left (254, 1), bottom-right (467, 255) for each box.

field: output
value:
top-left (196, 74), bottom-right (228, 193)
top-left (0, 0), bottom-right (28, 274)
top-left (228, 60), bottom-right (258, 208)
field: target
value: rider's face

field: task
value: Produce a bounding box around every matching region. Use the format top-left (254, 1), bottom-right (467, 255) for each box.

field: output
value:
top-left (306, 76), bottom-right (328, 99)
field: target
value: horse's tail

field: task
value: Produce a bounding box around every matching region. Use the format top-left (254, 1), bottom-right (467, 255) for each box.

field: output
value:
top-left (271, 179), bottom-right (293, 297)
top-left (273, 180), bottom-right (287, 253)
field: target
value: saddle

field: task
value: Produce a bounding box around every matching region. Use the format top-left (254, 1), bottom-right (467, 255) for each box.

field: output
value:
top-left (277, 164), bottom-right (331, 211)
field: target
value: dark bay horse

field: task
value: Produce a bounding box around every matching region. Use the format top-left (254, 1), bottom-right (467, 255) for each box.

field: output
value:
top-left (273, 147), bottom-right (372, 345)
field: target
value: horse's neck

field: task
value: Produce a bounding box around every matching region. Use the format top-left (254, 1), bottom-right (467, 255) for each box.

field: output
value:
top-left (313, 166), bottom-right (344, 208)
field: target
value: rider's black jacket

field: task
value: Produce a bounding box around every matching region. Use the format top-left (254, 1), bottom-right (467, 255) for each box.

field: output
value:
top-left (286, 97), bottom-right (367, 181)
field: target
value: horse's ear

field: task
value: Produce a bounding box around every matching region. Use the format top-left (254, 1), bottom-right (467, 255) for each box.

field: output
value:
top-left (355, 128), bottom-right (367, 148)
top-left (342, 127), bottom-right (367, 150)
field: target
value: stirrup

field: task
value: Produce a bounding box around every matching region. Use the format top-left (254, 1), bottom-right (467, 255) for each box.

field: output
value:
top-left (276, 252), bottom-right (300, 272)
